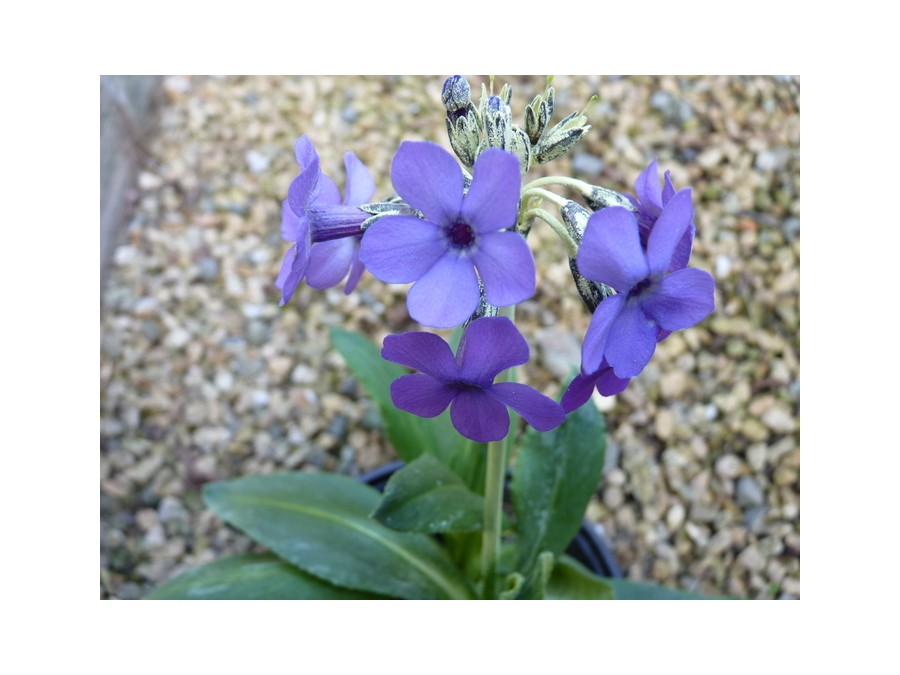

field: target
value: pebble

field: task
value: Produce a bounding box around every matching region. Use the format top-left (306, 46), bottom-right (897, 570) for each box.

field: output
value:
top-left (735, 476), bottom-right (765, 508)
top-left (715, 454), bottom-right (744, 479)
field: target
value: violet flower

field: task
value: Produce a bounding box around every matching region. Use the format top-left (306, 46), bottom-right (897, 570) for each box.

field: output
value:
top-left (577, 190), bottom-right (715, 380)
top-left (359, 142), bottom-right (535, 328)
top-left (628, 158), bottom-right (694, 272)
top-left (382, 317), bottom-right (565, 443)
top-left (560, 360), bottom-right (631, 413)
top-left (276, 136), bottom-right (375, 305)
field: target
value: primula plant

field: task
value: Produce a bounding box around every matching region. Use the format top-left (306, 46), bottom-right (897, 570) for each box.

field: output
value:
top-left (149, 76), bottom-right (716, 600)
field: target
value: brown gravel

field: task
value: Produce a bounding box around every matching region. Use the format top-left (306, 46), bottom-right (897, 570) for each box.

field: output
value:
top-left (100, 75), bottom-right (799, 599)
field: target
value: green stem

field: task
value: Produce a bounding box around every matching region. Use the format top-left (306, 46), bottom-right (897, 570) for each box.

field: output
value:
top-left (480, 304), bottom-right (517, 598)
top-left (521, 175), bottom-right (595, 194)
top-left (520, 207), bottom-right (579, 257)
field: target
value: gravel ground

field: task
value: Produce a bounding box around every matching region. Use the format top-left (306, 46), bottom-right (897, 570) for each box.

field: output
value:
top-left (100, 75), bottom-right (800, 600)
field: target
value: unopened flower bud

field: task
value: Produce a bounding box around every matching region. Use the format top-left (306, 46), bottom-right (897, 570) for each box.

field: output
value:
top-left (508, 124), bottom-right (532, 174)
top-left (442, 75), bottom-right (472, 115)
top-left (561, 200), bottom-right (614, 312)
top-left (446, 110), bottom-right (481, 167)
top-left (582, 184), bottom-right (635, 212)
top-left (525, 85), bottom-right (555, 145)
top-left (534, 110), bottom-right (591, 163)
top-left (466, 277), bottom-right (500, 323)
top-left (483, 95), bottom-right (512, 151)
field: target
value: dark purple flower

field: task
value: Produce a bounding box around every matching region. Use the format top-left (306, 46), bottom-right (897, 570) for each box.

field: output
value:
top-left (359, 141), bottom-right (535, 328)
top-left (276, 136), bottom-right (375, 305)
top-left (577, 190), bottom-right (715, 380)
top-left (382, 316), bottom-right (565, 443)
top-left (560, 360), bottom-right (631, 413)
top-left (627, 158), bottom-right (694, 272)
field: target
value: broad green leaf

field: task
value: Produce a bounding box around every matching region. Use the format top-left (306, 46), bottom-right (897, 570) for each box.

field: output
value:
top-left (146, 553), bottom-right (383, 600)
top-left (329, 327), bottom-right (486, 493)
top-left (204, 472), bottom-right (473, 600)
top-left (372, 455), bottom-right (484, 533)
top-left (545, 555), bottom-right (614, 600)
top-left (607, 578), bottom-right (728, 600)
top-left (510, 401), bottom-right (606, 573)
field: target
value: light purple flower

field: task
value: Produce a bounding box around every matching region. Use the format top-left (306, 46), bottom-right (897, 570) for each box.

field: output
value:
top-left (382, 316), bottom-right (565, 443)
top-left (276, 136), bottom-right (375, 305)
top-left (359, 141), bottom-right (535, 329)
top-left (627, 158), bottom-right (694, 272)
top-left (577, 190), bottom-right (715, 380)
top-left (560, 360), bottom-right (631, 413)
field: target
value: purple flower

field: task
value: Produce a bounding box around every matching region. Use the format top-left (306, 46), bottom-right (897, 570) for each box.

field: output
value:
top-left (359, 141), bottom-right (535, 328)
top-left (560, 360), bottom-right (631, 413)
top-left (577, 190), bottom-right (715, 379)
top-left (276, 136), bottom-right (375, 305)
top-left (382, 317), bottom-right (565, 443)
top-left (627, 158), bottom-right (694, 272)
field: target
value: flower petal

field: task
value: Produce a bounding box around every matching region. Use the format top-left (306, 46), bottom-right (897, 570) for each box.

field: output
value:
top-left (391, 141), bottom-right (463, 225)
top-left (661, 170), bottom-right (676, 203)
top-left (306, 238), bottom-right (356, 290)
top-left (342, 152), bottom-right (376, 206)
top-left (642, 267), bottom-right (715, 331)
top-left (275, 243), bottom-right (310, 306)
top-left (381, 331), bottom-right (459, 381)
top-left (456, 316), bottom-right (529, 387)
top-left (668, 224), bottom-right (695, 272)
top-left (287, 156), bottom-right (321, 217)
top-left (581, 294), bottom-right (625, 374)
top-left (577, 207), bottom-right (649, 292)
top-left (488, 382), bottom-right (565, 432)
top-left (343, 257), bottom-right (366, 295)
top-left (605, 302), bottom-right (658, 378)
top-left (359, 216), bottom-right (445, 284)
top-left (595, 365), bottom-right (631, 396)
top-left (281, 199), bottom-right (302, 241)
top-left (450, 389), bottom-right (510, 443)
top-left (406, 254), bottom-right (479, 329)
top-left (460, 149), bottom-right (521, 233)
top-left (311, 173), bottom-right (340, 206)
top-left (472, 231), bottom-right (535, 307)
top-left (646, 188), bottom-right (694, 275)
top-left (294, 135), bottom-right (318, 170)
top-left (560, 371), bottom-right (599, 413)
top-left (390, 374), bottom-right (458, 418)
top-left (634, 158), bottom-right (663, 213)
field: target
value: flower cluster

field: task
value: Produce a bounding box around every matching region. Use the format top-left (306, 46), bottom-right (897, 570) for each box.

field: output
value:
top-left (275, 76), bottom-right (715, 441)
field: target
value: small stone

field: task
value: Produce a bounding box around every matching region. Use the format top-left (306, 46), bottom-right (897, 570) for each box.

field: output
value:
top-left (164, 327), bottom-right (191, 349)
top-left (685, 522), bottom-right (709, 548)
top-left (735, 475), bottom-right (765, 508)
top-left (714, 454), bottom-right (743, 479)
top-left (291, 364), bottom-right (317, 384)
top-left (736, 544), bottom-right (766, 572)
top-left (746, 443), bottom-right (767, 471)
top-left (761, 405), bottom-right (797, 433)
top-left (659, 370), bottom-right (687, 398)
top-left (666, 503), bottom-right (686, 530)
top-left (138, 171), bottom-right (164, 190)
top-left (654, 409), bottom-right (676, 441)
top-left (246, 320), bottom-right (270, 346)
top-left (603, 485), bottom-right (624, 509)
top-left (245, 149), bottom-right (270, 174)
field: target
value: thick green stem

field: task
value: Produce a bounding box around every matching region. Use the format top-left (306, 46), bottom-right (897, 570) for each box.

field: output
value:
top-left (480, 304), bottom-right (517, 598)
top-left (481, 438), bottom-right (508, 597)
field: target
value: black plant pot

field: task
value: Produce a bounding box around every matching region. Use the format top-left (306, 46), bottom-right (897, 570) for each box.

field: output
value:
top-left (359, 460), bottom-right (623, 579)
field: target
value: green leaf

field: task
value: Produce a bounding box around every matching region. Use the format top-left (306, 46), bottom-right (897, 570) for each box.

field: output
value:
top-left (203, 472), bottom-right (473, 599)
top-left (510, 401), bottom-right (606, 573)
top-left (545, 555), bottom-right (614, 600)
top-left (607, 578), bottom-right (729, 600)
top-left (329, 327), bottom-right (486, 494)
top-left (146, 553), bottom-right (383, 600)
top-left (372, 455), bottom-right (484, 533)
